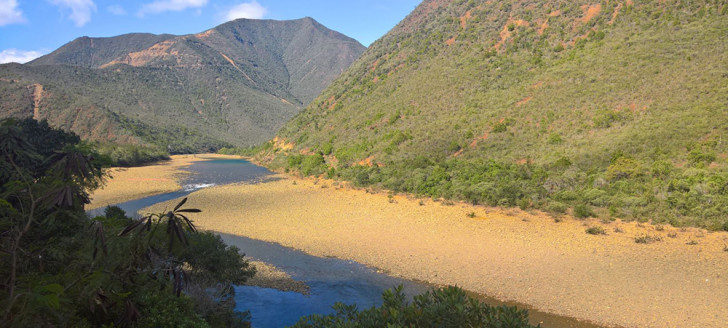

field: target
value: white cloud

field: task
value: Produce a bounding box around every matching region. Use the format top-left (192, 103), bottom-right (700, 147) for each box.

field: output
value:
top-left (224, 1), bottom-right (266, 21)
top-left (107, 4), bottom-right (126, 16)
top-left (0, 49), bottom-right (45, 64)
top-left (137, 0), bottom-right (208, 17)
top-left (0, 0), bottom-right (26, 26)
top-left (48, 0), bottom-right (97, 27)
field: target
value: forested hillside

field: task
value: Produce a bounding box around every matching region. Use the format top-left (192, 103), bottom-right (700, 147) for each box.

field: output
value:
top-left (0, 17), bottom-right (365, 153)
top-left (259, 0), bottom-right (728, 229)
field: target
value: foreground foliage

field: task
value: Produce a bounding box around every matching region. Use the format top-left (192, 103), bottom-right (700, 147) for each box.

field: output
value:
top-left (293, 285), bottom-right (538, 328)
top-left (0, 118), bottom-right (254, 327)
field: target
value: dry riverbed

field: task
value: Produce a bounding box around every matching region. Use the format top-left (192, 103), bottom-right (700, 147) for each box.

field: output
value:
top-left (144, 175), bottom-right (728, 328)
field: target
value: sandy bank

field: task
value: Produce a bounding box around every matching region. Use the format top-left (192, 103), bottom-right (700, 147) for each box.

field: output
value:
top-left (246, 261), bottom-right (310, 294)
top-left (143, 176), bottom-right (728, 328)
top-left (88, 154), bottom-right (238, 210)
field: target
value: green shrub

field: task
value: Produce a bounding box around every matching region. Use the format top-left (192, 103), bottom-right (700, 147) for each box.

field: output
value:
top-left (635, 234), bottom-right (663, 244)
top-left (546, 201), bottom-right (569, 214)
top-left (301, 154), bottom-right (326, 176)
top-left (606, 157), bottom-right (644, 181)
top-left (585, 226), bottom-right (607, 235)
top-left (574, 204), bottom-right (595, 218)
top-left (292, 286), bottom-right (538, 328)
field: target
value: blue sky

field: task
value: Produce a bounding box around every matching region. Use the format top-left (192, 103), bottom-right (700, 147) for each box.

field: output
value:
top-left (0, 0), bottom-right (421, 64)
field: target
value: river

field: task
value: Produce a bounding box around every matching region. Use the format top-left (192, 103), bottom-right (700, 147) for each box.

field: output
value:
top-left (93, 158), bottom-right (606, 328)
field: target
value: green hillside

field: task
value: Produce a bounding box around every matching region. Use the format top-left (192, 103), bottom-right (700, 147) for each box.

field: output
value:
top-left (259, 0), bottom-right (728, 229)
top-left (0, 17), bottom-right (365, 153)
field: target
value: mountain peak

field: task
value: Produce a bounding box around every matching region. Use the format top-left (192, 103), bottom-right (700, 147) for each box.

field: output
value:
top-left (2, 17), bottom-right (366, 151)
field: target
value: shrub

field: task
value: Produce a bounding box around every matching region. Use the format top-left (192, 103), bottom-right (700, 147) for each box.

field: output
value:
top-left (546, 201), bottom-right (569, 214)
top-left (292, 286), bottom-right (538, 328)
top-left (606, 157), bottom-right (644, 181)
top-left (574, 204), bottom-right (595, 219)
top-left (585, 226), bottom-right (607, 235)
top-left (635, 234), bottom-right (663, 244)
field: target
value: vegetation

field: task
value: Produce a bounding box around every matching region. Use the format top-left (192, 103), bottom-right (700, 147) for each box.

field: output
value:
top-left (634, 234), bottom-right (663, 244)
top-left (0, 118), bottom-right (254, 327)
top-left (0, 17), bottom-right (365, 151)
top-left (585, 226), bottom-right (607, 235)
top-left (293, 285), bottom-right (538, 328)
top-left (93, 142), bottom-right (170, 167)
top-left (259, 0), bottom-right (728, 230)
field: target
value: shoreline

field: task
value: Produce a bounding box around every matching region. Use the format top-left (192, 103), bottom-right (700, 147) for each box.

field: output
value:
top-left (88, 154), bottom-right (239, 210)
top-left (144, 174), bottom-right (728, 328)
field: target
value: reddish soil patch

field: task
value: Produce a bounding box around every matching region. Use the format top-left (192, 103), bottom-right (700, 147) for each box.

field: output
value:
top-left (537, 19), bottom-right (549, 35)
top-left (445, 37), bottom-right (456, 46)
top-left (370, 59), bottom-right (380, 72)
top-left (531, 81), bottom-right (544, 89)
top-left (609, 3), bottom-right (624, 24)
top-left (460, 10), bottom-right (473, 29)
top-left (194, 30), bottom-right (215, 39)
top-left (468, 131), bottom-right (490, 149)
top-left (516, 96), bottom-right (532, 107)
top-left (272, 137), bottom-right (295, 151)
top-left (579, 4), bottom-right (602, 24)
top-left (548, 10), bottom-right (561, 17)
top-left (495, 19), bottom-right (530, 50)
top-left (101, 40), bottom-right (178, 68)
top-left (356, 156), bottom-right (377, 167)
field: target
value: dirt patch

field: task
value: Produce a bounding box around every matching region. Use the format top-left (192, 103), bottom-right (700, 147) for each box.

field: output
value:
top-left (445, 37), bottom-right (456, 46)
top-left (460, 10), bottom-right (473, 29)
top-left (468, 131), bottom-right (489, 149)
top-left (495, 19), bottom-right (530, 50)
top-left (145, 177), bottom-right (728, 328)
top-left (537, 19), bottom-right (549, 35)
top-left (272, 137), bottom-right (295, 151)
top-left (516, 96), bottom-right (532, 107)
top-left (370, 59), bottom-right (380, 72)
top-left (219, 52), bottom-right (255, 84)
top-left (579, 4), bottom-right (602, 25)
top-left (355, 155), bottom-right (379, 167)
top-left (194, 29), bottom-right (215, 39)
top-left (30, 83), bottom-right (44, 120)
top-left (101, 40), bottom-right (178, 68)
top-left (609, 3), bottom-right (624, 24)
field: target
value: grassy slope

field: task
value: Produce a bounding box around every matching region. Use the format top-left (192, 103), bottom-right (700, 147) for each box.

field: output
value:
top-left (260, 0), bottom-right (728, 229)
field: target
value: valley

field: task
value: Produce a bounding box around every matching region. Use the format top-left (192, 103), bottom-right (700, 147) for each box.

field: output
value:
top-left (3, 0), bottom-right (728, 326)
top-left (95, 156), bottom-right (728, 328)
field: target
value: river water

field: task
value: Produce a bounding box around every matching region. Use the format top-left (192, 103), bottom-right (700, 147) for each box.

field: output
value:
top-left (94, 158), bottom-right (607, 328)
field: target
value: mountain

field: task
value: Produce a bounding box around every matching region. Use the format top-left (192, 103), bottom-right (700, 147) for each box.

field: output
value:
top-left (0, 17), bottom-right (365, 152)
top-left (260, 0), bottom-right (728, 229)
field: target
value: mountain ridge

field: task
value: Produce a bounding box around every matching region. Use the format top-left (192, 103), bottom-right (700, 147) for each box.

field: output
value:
top-left (1, 17), bottom-right (366, 152)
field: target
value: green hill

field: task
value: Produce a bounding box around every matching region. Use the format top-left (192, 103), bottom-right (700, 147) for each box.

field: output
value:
top-left (0, 17), bottom-right (365, 153)
top-left (259, 0), bottom-right (728, 229)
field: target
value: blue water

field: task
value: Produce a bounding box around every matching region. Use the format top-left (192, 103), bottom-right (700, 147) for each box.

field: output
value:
top-left (91, 158), bottom-right (603, 328)
top-left (219, 233), bottom-right (429, 327)
top-left (89, 158), bottom-right (430, 328)
top-left (88, 158), bottom-right (272, 218)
